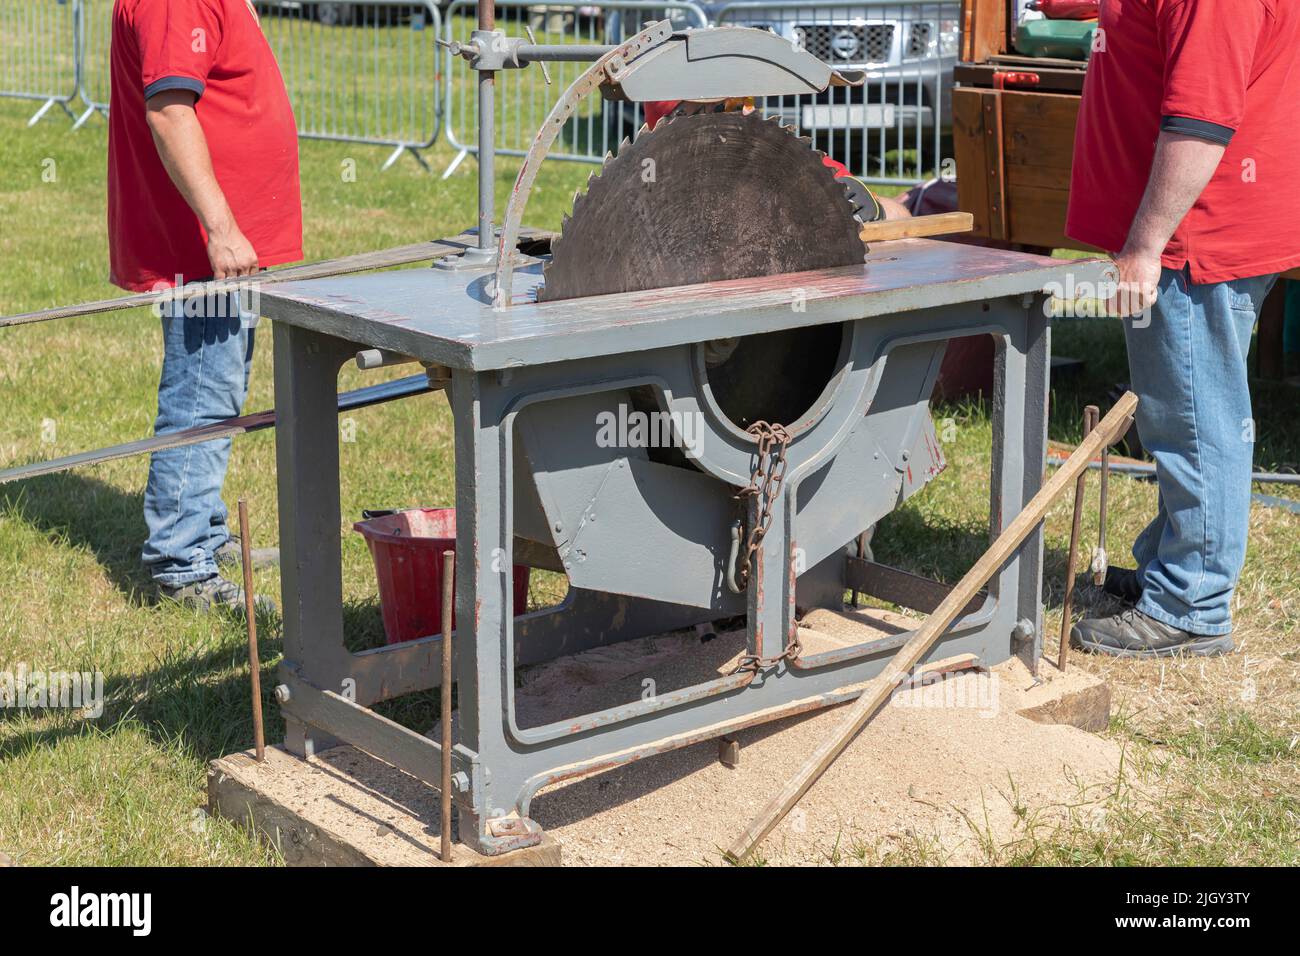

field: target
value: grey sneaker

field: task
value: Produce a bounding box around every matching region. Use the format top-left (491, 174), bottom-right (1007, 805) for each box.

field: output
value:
top-left (1071, 607), bottom-right (1232, 658)
top-left (159, 575), bottom-right (277, 616)
top-left (215, 535), bottom-right (280, 570)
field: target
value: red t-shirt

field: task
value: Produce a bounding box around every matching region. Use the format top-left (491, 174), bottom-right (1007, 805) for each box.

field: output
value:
top-left (1066, 0), bottom-right (1300, 283)
top-left (108, 0), bottom-right (302, 291)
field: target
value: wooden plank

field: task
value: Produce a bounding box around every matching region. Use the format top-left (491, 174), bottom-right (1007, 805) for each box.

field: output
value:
top-left (860, 212), bottom-right (973, 243)
top-left (999, 89), bottom-right (1082, 129)
top-left (952, 87), bottom-right (994, 239)
top-left (986, 91), bottom-right (1008, 240)
top-left (1006, 183), bottom-right (1073, 249)
top-left (724, 392), bottom-right (1140, 863)
top-left (960, 0), bottom-right (1008, 62)
top-left (1006, 163), bottom-right (1073, 190)
top-left (1004, 122), bottom-right (1078, 170)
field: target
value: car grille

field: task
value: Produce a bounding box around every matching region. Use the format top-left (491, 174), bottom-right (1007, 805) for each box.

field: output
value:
top-left (906, 21), bottom-right (932, 58)
top-left (794, 23), bottom-right (894, 64)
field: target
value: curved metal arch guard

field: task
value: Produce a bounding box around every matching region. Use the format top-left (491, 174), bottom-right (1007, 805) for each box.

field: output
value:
top-left (492, 20), bottom-right (675, 310)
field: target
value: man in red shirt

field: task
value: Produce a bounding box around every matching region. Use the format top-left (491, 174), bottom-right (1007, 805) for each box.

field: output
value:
top-left (1065, 0), bottom-right (1299, 656)
top-left (109, 0), bottom-right (302, 612)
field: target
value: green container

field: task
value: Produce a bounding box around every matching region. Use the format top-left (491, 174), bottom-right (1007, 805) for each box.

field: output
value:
top-left (1014, 18), bottom-right (1097, 60)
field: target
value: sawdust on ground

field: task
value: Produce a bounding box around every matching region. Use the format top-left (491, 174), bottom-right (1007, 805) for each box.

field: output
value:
top-left (430, 618), bottom-right (1127, 866)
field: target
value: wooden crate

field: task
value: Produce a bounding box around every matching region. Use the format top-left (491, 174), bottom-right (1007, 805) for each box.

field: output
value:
top-left (952, 87), bottom-right (1081, 250)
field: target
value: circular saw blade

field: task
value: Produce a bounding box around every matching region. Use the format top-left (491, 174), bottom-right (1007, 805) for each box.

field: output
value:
top-left (537, 109), bottom-right (867, 302)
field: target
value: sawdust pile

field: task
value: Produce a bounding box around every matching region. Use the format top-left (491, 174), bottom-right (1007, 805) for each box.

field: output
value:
top-left (503, 629), bottom-right (1127, 866)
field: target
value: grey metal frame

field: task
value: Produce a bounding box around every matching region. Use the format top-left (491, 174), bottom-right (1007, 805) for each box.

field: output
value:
top-left (260, 240), bottom-right (1084, 855)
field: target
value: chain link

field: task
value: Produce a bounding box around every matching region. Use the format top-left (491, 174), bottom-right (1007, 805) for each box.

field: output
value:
top-left (733, 420), bottom-right (791, 591)
top-left (733, 633), bottom-right (803, 674)
top-left (729, 420), bottom-right (800, 673)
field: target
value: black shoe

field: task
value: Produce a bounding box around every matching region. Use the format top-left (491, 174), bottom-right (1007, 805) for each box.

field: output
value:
top-left (214, 535), bottom-right (280, 570)
top-left (159, 574), bottom-right (277, 616)
top-left (1071, 607), bottom-right (1232, 659)
top-left (1102, 566), bottom-right (1143, 605)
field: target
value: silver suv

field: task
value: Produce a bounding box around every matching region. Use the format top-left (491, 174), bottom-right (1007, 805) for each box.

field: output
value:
top-left (605, 2), bottom-right (958, 167)
top-left (704, 2), bottom-right (960, 134)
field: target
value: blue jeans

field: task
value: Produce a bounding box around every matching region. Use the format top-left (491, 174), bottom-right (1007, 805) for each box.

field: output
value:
top-left (1124, 267), bottom-right (1277, 636)
top-left (142, 293), bottom-right (256, 587)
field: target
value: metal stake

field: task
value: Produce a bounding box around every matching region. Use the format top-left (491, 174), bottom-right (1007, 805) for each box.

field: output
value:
top-left (1092, 419), bottom-right (1111, 586)
top-left (1058, 405), bottom-right (1097, 672)
top-left (440, 549), bottom-right (455, 863)
top-left (237, 499), bottom-right (265, 762)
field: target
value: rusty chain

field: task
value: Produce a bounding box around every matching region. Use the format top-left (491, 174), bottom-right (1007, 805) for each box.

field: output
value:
top-left (733, 420), bottom-right (792, 591)
top-left (728, 420), bottom-right (800, 672)
top-left (734, 633), bottom-right (803, 674)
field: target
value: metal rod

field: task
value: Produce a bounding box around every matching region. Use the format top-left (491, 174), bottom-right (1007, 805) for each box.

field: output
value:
top-left (440, 549), bottom-right (455, 863)
top-left (516, 44), bottom-right (615, 62)
top-left (1093, 416), bottom-right (1111, 586)
top-left (477, 0), bottom-right (495, 251)
top-left (238, 499), bottom-right (266, 763)
top-left (0, 372), bottom-right (433, 486)
top-left (1058, 405), bottom-right (1097, 672)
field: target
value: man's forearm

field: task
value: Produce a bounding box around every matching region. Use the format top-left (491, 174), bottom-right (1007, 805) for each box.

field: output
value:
top-left (1122, 131), bottom-right (1226, 257)
top-left (145, 90), bottom-right (257, 279)
top-left (145, 94), bottom-right (235, 237)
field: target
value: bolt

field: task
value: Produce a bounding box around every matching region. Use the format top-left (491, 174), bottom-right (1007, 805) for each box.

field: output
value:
top-left (1013, 619), bottom-right (1035, 641)
top-left (273, 684), bottom-right (291, 704)
top-left (452, 771), bottom-right (469, 793)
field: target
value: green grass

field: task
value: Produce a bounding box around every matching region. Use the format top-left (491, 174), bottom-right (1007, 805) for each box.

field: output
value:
top-left (1, 80), bottom-right (1297, 866)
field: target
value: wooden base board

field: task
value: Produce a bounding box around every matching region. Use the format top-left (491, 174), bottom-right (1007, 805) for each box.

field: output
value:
top-left (995, 655), bottom-right (1112, 733)
top-left (207, 746), bottom-right (560, 867)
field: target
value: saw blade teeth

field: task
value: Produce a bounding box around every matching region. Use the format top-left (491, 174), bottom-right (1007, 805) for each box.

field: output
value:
top-left (542, 105), bottom-right (867, 302)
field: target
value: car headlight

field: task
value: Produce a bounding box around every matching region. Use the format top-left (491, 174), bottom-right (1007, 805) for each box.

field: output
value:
top-left (906, 18), bottom-right (962, 59)
top-left (939, 18), bottom-right (960, 57)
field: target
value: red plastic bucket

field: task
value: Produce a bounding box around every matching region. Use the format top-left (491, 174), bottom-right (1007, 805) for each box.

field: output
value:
top-left (354, 508), bottom-right (530, 644)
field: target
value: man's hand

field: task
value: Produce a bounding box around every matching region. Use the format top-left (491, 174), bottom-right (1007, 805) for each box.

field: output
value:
top-left (1109, 131), bottom-right (1226, 317)
top-left (1107, 247), bottom-right (1162, 317)
top-left (206, 223), bottom-right (259, 280)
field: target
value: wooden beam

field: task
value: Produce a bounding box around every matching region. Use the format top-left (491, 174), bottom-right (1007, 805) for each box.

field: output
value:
top-left (860, 212), bottom-right (973, 243)
top-left (725, 391), bottom-right (1140, 863)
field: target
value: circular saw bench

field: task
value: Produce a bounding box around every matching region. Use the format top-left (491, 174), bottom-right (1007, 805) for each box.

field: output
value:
top-left (255, 15), bottom-right (1109, 857)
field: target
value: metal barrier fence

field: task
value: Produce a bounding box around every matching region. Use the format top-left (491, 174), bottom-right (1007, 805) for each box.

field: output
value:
top-left (73, 0), bottom-right (109, 129)
top-left (0, 0), bottom-right (81, 127)
top-left (2, 1), bottom-right (953, 182)
top-left (713, 1), bottom-right (958, 184)
top-left (260, 0), bottom-right (443, 170)
top-left (9, 0), bottom-right (443, 170)
top-left (441, 1), bottom-right (709, 178)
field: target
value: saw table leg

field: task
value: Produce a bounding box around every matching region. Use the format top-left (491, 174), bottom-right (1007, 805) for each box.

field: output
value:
top-left (449, 369), bottom-right (544, 855)
top-left (991, 298), bottom-right (1051, 671)
top-left (272, 322), bottom-right (354, 758)
top-left (749, 493), bottom-right (798, 663)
